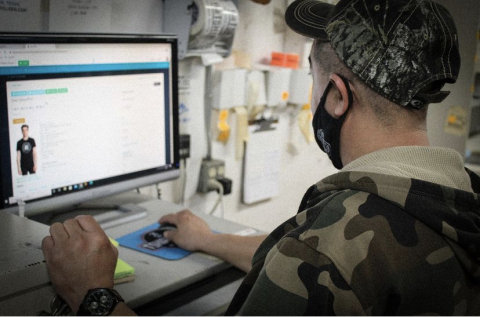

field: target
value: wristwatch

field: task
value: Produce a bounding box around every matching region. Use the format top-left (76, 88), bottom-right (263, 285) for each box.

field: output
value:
top-left (77, 288), bottom-right (124, 316)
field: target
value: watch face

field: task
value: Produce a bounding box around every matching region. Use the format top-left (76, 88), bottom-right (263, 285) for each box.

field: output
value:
top-left (84, 289), bottom-right (114, 316)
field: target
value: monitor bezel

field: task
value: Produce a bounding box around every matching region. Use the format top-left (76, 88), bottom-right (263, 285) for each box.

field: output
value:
top-left (0, 33), bottom-right (180, 216)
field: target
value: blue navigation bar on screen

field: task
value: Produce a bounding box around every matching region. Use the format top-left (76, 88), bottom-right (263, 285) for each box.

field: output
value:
top-left (0, 62), bottom-right (170, 76)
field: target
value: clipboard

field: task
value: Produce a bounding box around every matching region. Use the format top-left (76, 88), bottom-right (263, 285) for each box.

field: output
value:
top-left (242, 118), bottom-right (281, 204)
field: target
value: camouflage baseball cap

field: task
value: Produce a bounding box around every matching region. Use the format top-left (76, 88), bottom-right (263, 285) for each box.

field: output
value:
top-left (285, 0), bottom-right (461, 109)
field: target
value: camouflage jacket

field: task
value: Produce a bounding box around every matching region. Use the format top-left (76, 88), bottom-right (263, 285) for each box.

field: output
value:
top-left (226, 169), bottom-right (480, 315)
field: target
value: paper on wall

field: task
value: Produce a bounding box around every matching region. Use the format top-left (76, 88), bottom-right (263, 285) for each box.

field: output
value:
top-left (49, 0), bottom-right (112, 33)
top-left (0, 0), bottom-right (42, 32)
top-left (234, 106), bottom-right (249, 160)
top-left (110, 0), bottom-right (161, 34)
top-left (242, 119), bottom-right (281, 204)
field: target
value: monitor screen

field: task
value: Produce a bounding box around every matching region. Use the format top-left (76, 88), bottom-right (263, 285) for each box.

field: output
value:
top-left (0, 33), bottom-right (180, 216)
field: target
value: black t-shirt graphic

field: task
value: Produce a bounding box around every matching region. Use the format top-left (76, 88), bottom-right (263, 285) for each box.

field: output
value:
top-left (17, 138), bottom-right (36, 169)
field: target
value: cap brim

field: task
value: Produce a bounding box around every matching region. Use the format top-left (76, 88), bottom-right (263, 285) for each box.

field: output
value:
top-left (285, 0), bottom-right (334, 40)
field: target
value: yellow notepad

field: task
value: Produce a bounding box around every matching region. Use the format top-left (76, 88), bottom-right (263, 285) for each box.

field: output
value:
top-left (109, 237), bottom-right (136, 284)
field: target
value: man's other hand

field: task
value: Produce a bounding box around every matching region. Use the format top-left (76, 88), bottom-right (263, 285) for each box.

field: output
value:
top-left (159, 209), bottom-right (266, 273)
top-left (158, 209), bottom-right (214, 251)
top-left (42, 215), bottom-right (118, 314)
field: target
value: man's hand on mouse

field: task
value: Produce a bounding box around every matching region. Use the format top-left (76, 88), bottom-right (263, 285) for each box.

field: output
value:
top-left (158, 209), bottom-right (214, 251)
top-left (42, 215), bottom-right (118, 314)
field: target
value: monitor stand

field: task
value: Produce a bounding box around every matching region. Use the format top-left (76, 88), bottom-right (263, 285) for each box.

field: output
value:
top-left (30, 191), bottom-right (151, 228)
top-left (92, 203), bottom-right (148, 229)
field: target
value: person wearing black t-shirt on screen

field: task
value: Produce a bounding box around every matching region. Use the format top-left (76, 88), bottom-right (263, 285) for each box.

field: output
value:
top-left (16, 124), bottom-right (37, 176)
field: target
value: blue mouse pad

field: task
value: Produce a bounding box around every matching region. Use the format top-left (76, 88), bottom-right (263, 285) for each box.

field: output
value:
top-left (117, 223), bottom-right (191, 260)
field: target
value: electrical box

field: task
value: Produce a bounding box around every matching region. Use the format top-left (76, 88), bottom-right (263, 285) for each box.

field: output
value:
top-left (289, 68), bottom-right (312, 106)
top-left (266, 68), bottom-right (292, 107)
top-left (197, 159), bottom-right (226, 193)
top-left (212, 69), bottom-right (247, 109)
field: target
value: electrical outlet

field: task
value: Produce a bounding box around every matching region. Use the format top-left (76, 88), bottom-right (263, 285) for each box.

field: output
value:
top-left (197, 158), bottom-right (225, 193)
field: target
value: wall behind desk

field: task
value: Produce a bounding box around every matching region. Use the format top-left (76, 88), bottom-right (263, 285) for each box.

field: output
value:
top-left (0, 0), bottom-right (163, 34)
top-left (0, 0), bottom-right (338, 233)
top-left (157, 1), bottom-right (339, 232)
top-left (7, 1), bottom-right (477, 234)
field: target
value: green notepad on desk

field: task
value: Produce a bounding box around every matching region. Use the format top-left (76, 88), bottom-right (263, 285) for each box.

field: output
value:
top-left (109, 237), bottom-right (136, 284)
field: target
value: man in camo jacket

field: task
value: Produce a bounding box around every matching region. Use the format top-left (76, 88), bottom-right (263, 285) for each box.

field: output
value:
top-left (42, 0), bottom-right (479, 315)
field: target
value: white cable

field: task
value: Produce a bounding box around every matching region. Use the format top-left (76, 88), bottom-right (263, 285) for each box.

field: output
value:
top-left (220, 195), bottom-right (225, 219)
top-left (205, 65), bottom-right (214, 160)
top-left (207, 179), bottom-right (223, 215)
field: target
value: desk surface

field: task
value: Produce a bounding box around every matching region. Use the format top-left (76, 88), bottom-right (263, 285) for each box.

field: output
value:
top-left (0, 211), bottom-right (54, 316)
top-left (0, 198), bottom-right (255, 315)
top-left (107, 198), bottom-right (253, 309)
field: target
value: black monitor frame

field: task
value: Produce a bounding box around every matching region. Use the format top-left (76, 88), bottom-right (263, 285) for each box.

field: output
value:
top-left (0, 33), bottom-right (180, 216)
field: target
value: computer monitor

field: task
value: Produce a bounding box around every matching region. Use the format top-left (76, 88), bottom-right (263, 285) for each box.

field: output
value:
top-left (0, 33), bottom-right (180, 217)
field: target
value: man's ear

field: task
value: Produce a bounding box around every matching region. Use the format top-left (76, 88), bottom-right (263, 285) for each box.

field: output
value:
top-left (329, 74), bottom-right (353, 118)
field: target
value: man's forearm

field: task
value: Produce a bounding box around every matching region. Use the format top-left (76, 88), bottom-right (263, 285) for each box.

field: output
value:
top-left (159, 210), bottom-right (267, 273)
top-left (33, 148), bottom-right (37, 170)
top-left (198, 234), bottom-right (267, 273)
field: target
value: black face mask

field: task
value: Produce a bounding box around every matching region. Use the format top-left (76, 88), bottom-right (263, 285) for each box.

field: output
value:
top-left (312, 75), bottom-right (353, 169)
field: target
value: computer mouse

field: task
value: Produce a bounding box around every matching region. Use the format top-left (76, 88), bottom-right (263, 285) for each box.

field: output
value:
top-left (158, 223), bottom-right (177, 232)
top-left (142, 225), bottom-right (177, 250)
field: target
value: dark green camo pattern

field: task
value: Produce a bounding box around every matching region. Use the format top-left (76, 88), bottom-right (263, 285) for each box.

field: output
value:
top-left (226, 170), bottom-right (480, 315)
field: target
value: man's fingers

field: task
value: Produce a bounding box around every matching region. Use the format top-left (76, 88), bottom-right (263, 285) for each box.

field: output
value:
top-left (162, 230), bottom-right (176, 240)
top-left (41, 236), bottom-right (56, 267)
top-left (158, 213), bottom-right (178, 226)
top-left (75, 215), bottom-right (103, 233)
top-left (42, 235), bottom-right (54, 251)
top-left (159, 209), bottom-right (193, 225)
top-left (50, 222), bottom-right (69, 243)
top-left (63, 218), bottom-right (83, 239)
